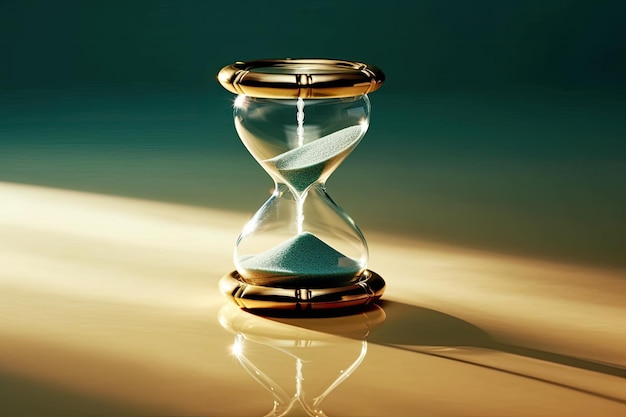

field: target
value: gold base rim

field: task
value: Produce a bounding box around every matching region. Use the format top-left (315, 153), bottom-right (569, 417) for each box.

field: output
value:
top-left (220, 270), bottom-right (385, 312)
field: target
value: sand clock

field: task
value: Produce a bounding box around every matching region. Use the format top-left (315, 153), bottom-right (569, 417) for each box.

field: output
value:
top-left (218, 59), bottom-right (385, 311)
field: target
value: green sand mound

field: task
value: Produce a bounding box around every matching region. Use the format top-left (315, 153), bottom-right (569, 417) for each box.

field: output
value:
top-left (239, 232), bottom-right (361, 281)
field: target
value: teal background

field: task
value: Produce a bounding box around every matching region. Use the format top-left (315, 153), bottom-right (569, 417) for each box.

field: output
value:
top-left (1, 0), bottom-right (625, 267)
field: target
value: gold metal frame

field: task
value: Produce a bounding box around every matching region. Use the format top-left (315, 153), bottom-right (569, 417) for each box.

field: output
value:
top-left (220, 269), bottom-right (386, 312)
top-left (217, 59), bottom-right (385, 98)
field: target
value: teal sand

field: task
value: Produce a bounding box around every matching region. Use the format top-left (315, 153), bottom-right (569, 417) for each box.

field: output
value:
top-left (265, 125), bottom-right (363, 193)
top-left (238, 232), bottom-right (362, 287)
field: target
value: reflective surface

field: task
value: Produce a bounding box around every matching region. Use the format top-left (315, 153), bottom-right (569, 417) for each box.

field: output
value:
top-left (1, 182), bottom-right (624, 416)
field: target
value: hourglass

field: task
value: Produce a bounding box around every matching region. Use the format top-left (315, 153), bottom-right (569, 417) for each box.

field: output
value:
top-left (218, 59), bottom-right (386, 311)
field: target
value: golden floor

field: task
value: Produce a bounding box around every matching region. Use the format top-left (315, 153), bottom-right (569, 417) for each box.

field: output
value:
top-left (0, 182), bottom-right (624, 416)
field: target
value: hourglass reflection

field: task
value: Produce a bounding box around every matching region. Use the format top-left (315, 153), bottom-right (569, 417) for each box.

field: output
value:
top-left (219, 303), bottom-right (386, 416)
top-left (218, 59), bottom-right (386, 311)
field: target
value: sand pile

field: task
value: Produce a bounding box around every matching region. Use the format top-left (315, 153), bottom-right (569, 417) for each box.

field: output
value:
top-left (239, 232), bottom-right (361, 282)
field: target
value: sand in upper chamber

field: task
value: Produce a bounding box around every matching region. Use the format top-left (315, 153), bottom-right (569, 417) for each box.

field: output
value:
top-left (238, 232), bottom-right (362, 285)
top-left (265, 125), bottom-right (363, 193)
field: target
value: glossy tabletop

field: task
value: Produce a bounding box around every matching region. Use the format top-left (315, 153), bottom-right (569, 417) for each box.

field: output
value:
top-left (1, 182), bottom-right (624, 416)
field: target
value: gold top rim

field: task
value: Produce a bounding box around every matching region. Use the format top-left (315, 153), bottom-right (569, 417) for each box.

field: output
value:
top-left (217, 59), bottom-right (385, 99)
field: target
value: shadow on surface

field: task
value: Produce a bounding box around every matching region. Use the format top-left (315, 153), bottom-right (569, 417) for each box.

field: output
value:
top-left (374, 300), bottom-right (626, 404)
top-left (373, 300), bottom-right (626, 377)
top-left (264, 300), bottom-right (626, 404)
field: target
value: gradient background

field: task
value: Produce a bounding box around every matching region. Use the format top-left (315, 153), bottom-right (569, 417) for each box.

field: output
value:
top-left (1, 0), bottom-right (625, 267)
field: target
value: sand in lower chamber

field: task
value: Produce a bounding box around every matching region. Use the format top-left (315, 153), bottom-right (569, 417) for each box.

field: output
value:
top-left (238, 232), bottom-right (362, 284)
